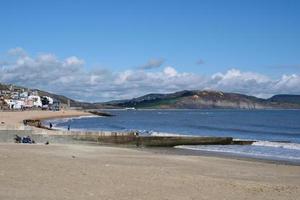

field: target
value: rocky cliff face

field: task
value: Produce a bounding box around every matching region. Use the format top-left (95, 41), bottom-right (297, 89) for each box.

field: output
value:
top-left (174, 91), bottom-right (272, 109)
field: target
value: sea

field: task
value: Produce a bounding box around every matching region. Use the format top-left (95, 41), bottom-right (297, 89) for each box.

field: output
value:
top-left (47, 109), bottom-right (300, 163)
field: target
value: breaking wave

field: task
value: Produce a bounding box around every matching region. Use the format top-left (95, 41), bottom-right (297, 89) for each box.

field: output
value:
top-left (253, 141), bottom-right (300, 151)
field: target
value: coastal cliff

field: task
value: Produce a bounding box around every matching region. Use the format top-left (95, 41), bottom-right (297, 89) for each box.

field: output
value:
top-left (103, 90), bottom-right (300, 109)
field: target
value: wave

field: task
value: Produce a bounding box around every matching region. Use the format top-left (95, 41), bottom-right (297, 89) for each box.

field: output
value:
top-left (253, 141), bottom-right (300, 151)
top-left (187, 124), bottom-right (300, 136)
top-left (44, 115), bottom-right (100, 123)
top-left (43, 115), bottom-right (101, 128)
top-left (176, 139), bottom-right (300, 151)
top-left (175, 139), bottom-right (300, 162)
top-left (175, 145), bottom-right (300, 161)
top-left (149, 131), bottom-right (194, 137)
top-left (62, 115), bottom-right (102, 120)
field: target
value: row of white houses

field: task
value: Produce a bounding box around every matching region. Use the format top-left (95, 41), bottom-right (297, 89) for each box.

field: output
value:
top-left (2, 92), bottom-right (54, 110)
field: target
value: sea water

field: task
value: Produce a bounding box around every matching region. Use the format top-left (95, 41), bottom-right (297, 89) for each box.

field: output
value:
top-left (48, 109), bottom-right (300, 163)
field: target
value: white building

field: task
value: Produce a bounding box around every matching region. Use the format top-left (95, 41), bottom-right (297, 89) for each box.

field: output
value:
top-left (44, 96), bottom-right (54, 105)
top-left (28, 95), bottom-right (42, 107)
top-left (4, 99), bottom-right (25, 109)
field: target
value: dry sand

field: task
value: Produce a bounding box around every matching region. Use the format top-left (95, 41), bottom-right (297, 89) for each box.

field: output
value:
top-left (0, 143), bottom-right (300, 200)
top-left (0, 110), bottom-right (91, 127)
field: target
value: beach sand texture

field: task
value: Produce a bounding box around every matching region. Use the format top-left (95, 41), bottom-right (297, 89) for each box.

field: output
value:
top-left (0, 143), bottom-right (300, 200)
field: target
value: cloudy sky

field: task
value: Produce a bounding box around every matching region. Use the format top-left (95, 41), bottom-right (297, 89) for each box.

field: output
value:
top-left (0, 0), bottom-right (299, 102)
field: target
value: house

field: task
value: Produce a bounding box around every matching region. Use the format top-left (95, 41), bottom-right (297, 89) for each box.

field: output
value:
top-left (44, 96), bottom-right (54, 105)
top-left (0, 86), bottom-right (62, 111)
top-left (4, 99), bottom-right (24, 109)
top-left (24, 99), bottom-right (34, 108)
top-left (41, 96), bottom-right (54, 109)
top-left (28, 95), bottom-right (42, 107)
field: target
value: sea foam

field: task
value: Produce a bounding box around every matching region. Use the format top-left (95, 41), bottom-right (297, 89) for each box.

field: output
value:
top-left (253, 141), bottom-right (300, 151)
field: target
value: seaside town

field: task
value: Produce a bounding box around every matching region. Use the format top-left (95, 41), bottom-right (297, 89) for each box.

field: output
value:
top-left (0, 84), bottom-right (61, 111)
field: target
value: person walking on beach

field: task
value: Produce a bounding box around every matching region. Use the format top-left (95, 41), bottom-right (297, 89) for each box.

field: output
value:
top-left (49, 123), bottom-right (53, 129)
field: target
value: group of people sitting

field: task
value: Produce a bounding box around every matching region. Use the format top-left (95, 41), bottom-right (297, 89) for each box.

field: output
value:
top-left (14, 135), bottom-right (35, 144)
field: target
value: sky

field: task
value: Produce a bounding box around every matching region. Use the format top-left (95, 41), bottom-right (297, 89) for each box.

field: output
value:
top-left (0, 0), bottom-right (299, 102)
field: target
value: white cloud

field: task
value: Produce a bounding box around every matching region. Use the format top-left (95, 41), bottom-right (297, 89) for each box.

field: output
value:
top-left (273, 74), bottom-right (300, 94)
top-left (163, 66), bottom-right (178, 77)
top-left (209, 69), bottom-right (272, 96)
top-left (64, 56), bottom-right (85, 66)
top-left (0, 48), bottom-right (300, 102)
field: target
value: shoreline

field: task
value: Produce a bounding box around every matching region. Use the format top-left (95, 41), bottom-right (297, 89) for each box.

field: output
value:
top-left (139, 146), bottom-right (300, 166)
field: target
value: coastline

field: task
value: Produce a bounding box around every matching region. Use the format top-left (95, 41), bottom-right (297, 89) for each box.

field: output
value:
top-left (140, 146), bottom-right (300, 166)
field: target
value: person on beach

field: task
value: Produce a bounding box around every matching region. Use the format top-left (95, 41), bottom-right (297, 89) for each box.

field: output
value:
top-left (49, 123), bottom-right (53, 129)
top-left (22, 136), bottom-right (32, 144)
top-left (67, 124), bottom-right (70, 131)
top-left (14, 135), bottom-right (22, 143)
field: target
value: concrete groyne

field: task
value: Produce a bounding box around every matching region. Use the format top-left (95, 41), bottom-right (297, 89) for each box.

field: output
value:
top-left (70, 133), bottom-right (234, 147)
top-left (0, 118), bottom-right (255, 147)
top-left (0, 128), bottom-right (237, 147)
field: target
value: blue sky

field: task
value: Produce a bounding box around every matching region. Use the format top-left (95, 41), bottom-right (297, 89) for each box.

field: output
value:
top-left (0, 0), bottom-right (300, 101)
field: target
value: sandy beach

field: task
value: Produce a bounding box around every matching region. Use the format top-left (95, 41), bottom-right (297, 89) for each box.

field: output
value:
top-left (0, 143), bottom-right (299, 200)
top-left (0, 111), bottom-right (300, 199)
top-left (0, 110), bottom-right (91, 127)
